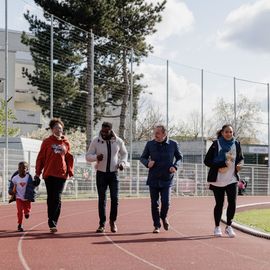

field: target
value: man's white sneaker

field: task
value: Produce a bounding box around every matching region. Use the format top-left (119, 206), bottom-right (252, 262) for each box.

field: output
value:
top-left (225, 226), bottom-right (236, 238)
top-left (214, 226), bottom-right (222, 237)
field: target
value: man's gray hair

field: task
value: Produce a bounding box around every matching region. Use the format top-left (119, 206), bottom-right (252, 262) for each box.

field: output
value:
top-left (154, 124), bottom-right (167, 134)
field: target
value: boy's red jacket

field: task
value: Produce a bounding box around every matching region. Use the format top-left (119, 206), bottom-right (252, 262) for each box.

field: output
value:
top-left (36, 135), bottom-right (74, 179)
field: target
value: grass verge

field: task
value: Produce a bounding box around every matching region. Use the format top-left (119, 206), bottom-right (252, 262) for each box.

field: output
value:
top-left (235, 209), bottom-right (270, 233)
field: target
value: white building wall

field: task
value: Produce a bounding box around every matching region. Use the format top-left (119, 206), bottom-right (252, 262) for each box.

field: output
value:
top-left (0, 29), bottom-right (42, 134)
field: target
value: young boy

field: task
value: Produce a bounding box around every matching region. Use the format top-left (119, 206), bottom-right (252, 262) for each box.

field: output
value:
top-left (8, 162), bottom-right (40, 232)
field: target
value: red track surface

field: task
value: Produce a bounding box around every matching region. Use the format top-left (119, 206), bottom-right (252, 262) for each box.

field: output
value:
top-left (1, 196), bottom-right (270, 270)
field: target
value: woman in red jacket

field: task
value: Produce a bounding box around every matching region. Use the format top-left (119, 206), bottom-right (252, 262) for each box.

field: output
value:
top-left (35, 118), bottom-right (74, 233)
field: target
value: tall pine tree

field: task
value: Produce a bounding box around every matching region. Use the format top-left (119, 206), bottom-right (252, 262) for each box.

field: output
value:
top-left (22, 0), bottom-right (166, 145)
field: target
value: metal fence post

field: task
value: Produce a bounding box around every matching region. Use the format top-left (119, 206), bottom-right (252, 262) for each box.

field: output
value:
top-left (129, 49), bottom-right (134, 196)
top-left (251, 167), bottom-right (254, 195)
top-left (195, 164), bottom-right (198, 196)
top-left (50, 14), bottom-right (54, 118)
top-left (136, 160), bottom-right (140, 197)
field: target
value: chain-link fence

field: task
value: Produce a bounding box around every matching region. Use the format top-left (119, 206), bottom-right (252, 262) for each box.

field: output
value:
top-left (0, 148), bottom-right (269, 202)
top-left (1, 1), bottom-right (270, 202)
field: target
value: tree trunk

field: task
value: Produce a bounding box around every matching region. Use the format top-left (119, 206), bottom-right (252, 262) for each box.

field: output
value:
top-left (118, 49), bottom-right (130, 140)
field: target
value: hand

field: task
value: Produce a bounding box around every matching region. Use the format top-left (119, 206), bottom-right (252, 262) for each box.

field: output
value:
top-left (34, 175), bottom-right (41, 186)
top-left (225, 160), bottom-right (233, 167)
top-left (148, 160), bottom-right (155, 168)
top-left (236, 163), bottom-right (243, 172)
top-left (97, 154), bottom-right (104, 161)
top-left (169, 167), bottom-right (176, 173)
top-left (118, 162), bottom-right (124, 171)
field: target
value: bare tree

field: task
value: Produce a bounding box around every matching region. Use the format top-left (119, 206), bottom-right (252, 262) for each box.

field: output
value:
top-left (206, 95), bottom-right (262, 143)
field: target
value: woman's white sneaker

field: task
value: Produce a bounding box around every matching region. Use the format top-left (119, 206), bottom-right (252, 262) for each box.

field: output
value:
top-left (214, 226), bottom-right (222, 237)
top-left (225, 226), bottom-right (236, 238)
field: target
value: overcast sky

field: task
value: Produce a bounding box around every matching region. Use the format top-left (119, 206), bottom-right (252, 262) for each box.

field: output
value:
top-left (1, 0), bottom-right (270, 140)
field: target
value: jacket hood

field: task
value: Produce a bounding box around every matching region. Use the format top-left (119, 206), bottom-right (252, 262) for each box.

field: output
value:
top-left (98, 130), bottom-right (117, 142)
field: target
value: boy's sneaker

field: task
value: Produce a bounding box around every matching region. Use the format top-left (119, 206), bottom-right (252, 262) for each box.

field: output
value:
top-left (96, 226), bottom-right (105, 233)
top-left (25, 214), bottom-right (30, 219)
top-left (18, 224), bottom-right (24, 232)
top-left (225, 226), bottom-right (236, 238)
top-left (153, 227), bottom-right (160, 234)
top-left (50, 227), bottom-right (58, 233)
top-left (214, 226), bottom-right (222, 237)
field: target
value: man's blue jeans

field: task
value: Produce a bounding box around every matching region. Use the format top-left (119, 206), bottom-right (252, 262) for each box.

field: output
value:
top-left (149, 186), bottom-right (171, 228)
top-left (96, 171), bottom-right (119, 227)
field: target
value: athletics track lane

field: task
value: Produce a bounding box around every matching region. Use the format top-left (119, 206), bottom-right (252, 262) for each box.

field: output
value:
top-left (0, 197), bottom-right (270, 270)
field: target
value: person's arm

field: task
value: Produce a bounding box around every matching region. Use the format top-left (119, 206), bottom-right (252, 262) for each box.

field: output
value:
top-left (8, 179), bottom-right (15, 195)
top-left (118, 140), bottom-right (128, 169)
top-left (8, 171), bottom-right (18, 195)
top-left (140, 142), bottom-right (151, 168)
top-left (65, 142), bottom-right (74, 177)
top-left (173, 142), bottom-right (183, 170)
top-left (204, 141), bottom-right (226, 168)
top-left (236, 141), bottom-right (244, 172)
top-left (35, 141), bottom-right (46, 177)
top-left (85, 139), bottom-right (98, 163)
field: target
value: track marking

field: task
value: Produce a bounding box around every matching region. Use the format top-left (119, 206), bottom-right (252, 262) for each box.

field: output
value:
top-left (18, 208), bottom-right (97, 270)
top-left (104, 209), bottom-right (165, 270)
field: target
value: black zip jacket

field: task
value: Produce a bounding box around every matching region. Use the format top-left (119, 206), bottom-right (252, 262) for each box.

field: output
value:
top-left (204, 140), bottom-right (244, 182)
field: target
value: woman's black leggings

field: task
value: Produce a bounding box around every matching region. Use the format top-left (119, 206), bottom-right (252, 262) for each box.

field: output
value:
top-left (212, 183), bottom-right (237, 226)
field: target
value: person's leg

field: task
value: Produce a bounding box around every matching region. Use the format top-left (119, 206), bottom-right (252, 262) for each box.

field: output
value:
top-left (149, 186), bottom-right (161, 228)
top-left (44, 178), bottom-right (55, 228)
top-left (16, 199), bottom-right (23, 226)
top-left (225, 183), bottom-right (237, 226)
top-left (108, 172), bottom-right (119, 223)
top-left (45, 177), bottom-right (65, 228)
top-left (108, 172), bottom-right (119, 232)
top-left (212, 186), bottom-right (225, 227)
top-left (96, 171), bottom-right (108, 227)
top-left (160, 186), bottom-right (171, 220)
top-left (52, 178), bottom-right (66, 226)
top-left (160, 186), bottom-right (171, 230)
top-left (23, 200), bottom-right (31, 219)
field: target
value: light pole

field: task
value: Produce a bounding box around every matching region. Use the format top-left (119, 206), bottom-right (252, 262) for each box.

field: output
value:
top-left (4, 0), bottom-right (9, 203)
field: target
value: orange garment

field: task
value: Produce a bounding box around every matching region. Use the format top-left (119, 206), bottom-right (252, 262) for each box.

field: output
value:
top-left (36, 135), bottom-right (74, 179)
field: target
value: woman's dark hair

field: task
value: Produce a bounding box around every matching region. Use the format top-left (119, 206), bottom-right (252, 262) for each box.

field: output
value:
top-left (216, 124), bottom-right (234, 138)
top-left (49, 118), bottom-right (64, 130)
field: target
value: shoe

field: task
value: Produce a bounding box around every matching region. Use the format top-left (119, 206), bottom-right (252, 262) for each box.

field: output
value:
top-left (153, 227), bottom-right (160, 234)
top-left (225, 226), bottom-right (236, 238)
top-left (25, 214), bottom-right (30, 219)
top-left (50, 227), bottom-right (58, 233)
top-left (214, 226), bottom-right (222, 237)
top-left (109, 221), bottom-right (117, 233)
top-left (96, 226), bottom-right (105, 233)
top-left (162, 218), bottom-right (170, 231)
top-left (18, 224), bottom-right (24, 232)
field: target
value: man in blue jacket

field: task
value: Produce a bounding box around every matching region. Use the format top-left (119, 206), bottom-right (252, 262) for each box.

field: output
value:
top-left (140, 125), bottom-right (183, 233)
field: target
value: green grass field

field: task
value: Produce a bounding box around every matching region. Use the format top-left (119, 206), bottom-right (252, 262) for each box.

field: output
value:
top-left (235, 209), bottom-right (270, 233)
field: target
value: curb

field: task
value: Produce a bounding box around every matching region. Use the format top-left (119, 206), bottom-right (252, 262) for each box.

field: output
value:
top-left (222, 202), bottom-right (270, 239)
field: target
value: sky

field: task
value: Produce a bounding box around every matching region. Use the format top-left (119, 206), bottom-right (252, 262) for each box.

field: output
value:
top-left (1, 0), bottom-right (270, 140)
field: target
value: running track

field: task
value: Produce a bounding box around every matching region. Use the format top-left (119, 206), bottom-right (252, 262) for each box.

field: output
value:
top-left (1, 196), bottom-right (270, 270)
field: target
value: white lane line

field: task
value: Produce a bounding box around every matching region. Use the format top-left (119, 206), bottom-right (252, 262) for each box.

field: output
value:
top-left (18, 208), bottom-right (97, 270)
top-left (104, 235), bottom-right (165, 270)
top-left (104, 209), bottom-right (165, 270)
